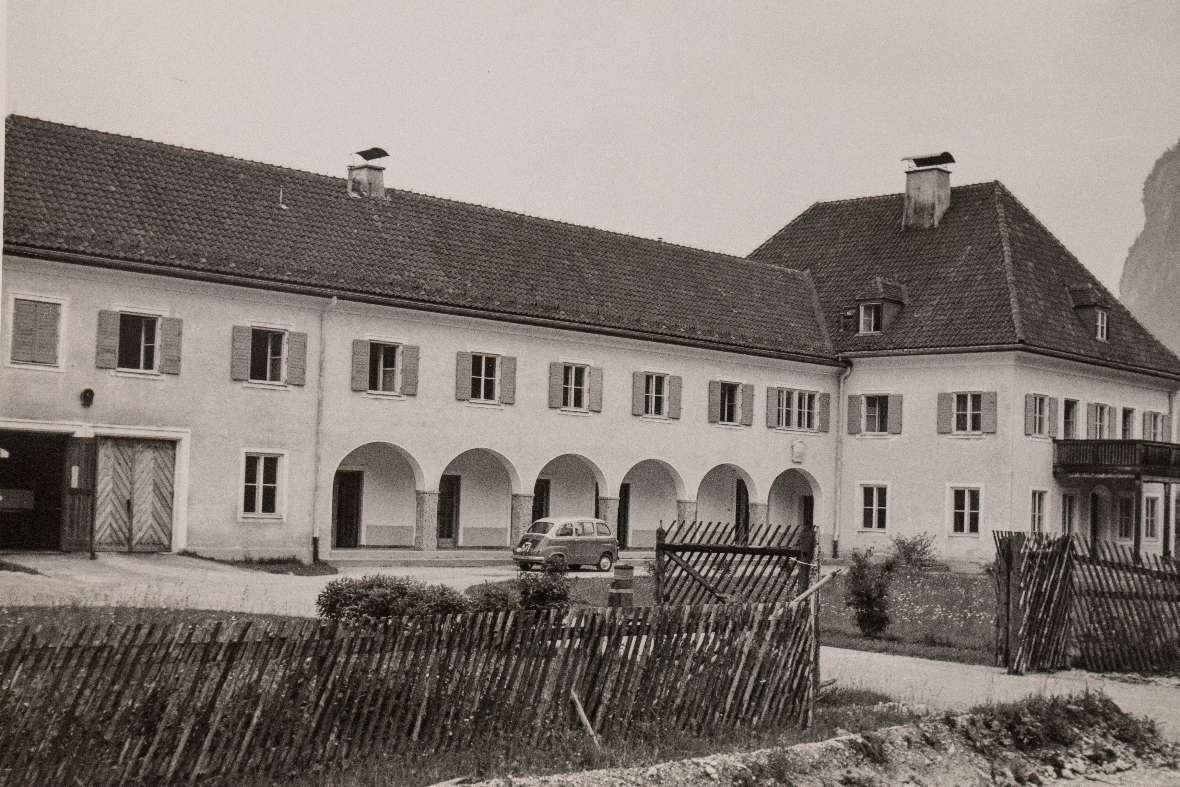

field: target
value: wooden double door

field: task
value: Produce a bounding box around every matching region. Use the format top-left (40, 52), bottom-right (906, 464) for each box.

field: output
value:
top-left (94, 438), bottom-right (175, 552)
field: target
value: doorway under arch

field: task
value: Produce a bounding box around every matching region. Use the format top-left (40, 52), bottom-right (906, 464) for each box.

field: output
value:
top-left (437, 449), bottom-right (518, 548)
top-left (767, 468), bottom-right (820, 536)
top-left (696, 464), bottom-right (758, 539)
top-left (618, 459), bottom-right (685, 548)
top-left (332, 442), bottom-right (422, 548)
top-left (531, 454), bottom-right (606, 523)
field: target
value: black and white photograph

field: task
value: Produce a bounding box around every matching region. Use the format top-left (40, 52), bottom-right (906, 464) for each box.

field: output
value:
top-left (2, 2), bottom-right (1180, 784)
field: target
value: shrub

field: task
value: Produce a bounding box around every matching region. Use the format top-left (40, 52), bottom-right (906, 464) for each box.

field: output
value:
top-left (889, 532), bottom-right (939, 569)
top-left (517, 558), bottom-right (572, 611)
top-left (844, 549), bottom-right (896, 638)
top-left (468, 581), bottom-right (521, 612)
top-left (316, 575), bottom-right (471, 622)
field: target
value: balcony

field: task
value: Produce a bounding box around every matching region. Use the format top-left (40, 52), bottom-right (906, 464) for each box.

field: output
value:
top-left (1054, 439), bottom-right (1180, 481)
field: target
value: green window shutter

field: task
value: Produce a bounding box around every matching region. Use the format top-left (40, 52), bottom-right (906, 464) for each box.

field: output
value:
top-left (846, 395), bottom-right (862, 435)
top-left (455, 352), bottom-right (471, 400)
top-left (589, 367), bottom-right (603, 413)
top-left (631, 371), bottom-right (645, 416)
top-left (351, 340), bottom-right (369, 392)
top-left (400, 345), bottom-right (420, 396)
top-left (668, 375), bottom-right (682, 419)
top-left (981, 391), bottom-right (997, 433)
top-left (766, 387), bottom-right (780, 428)
top-left (286, 332), bottom-right (308, 386)
top-left (707, 380), bottom-right (721, 424)
top-left (1048, 397), bottom-right (1058, 438)
top-left (159, 317), bottom-right (182, 375)
top-left (936, 393), bottom-right (953, 434)
top-left (499, 356), bottom-right (516, 404)
top-left (96, 310), bottom-right (120, 369)
top-left (230, 325), bottom-right (252, 381)
top-left (817, 393), bottom-right (831, 433)
top-left (887, 394), bottom-right (903, 434)
top-left (548, 363), bottom-right (564, 409)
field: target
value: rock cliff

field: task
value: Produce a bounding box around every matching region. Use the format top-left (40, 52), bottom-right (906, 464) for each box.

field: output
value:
top-left (1120, 139), bottom-right (1180, 355)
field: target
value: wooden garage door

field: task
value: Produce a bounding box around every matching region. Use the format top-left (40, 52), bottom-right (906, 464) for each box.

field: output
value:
top-left (95, 438), bottom-right (175, 551)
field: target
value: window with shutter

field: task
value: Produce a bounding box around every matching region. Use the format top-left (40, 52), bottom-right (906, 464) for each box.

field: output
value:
top-left (9, 297), bottom-right (62, 366)
top-left (560, 363), bottom-right (589, 410)
top-left (1063, 399), bottom-right (1079, 438)
top-left (717, 382), bottom-right (740, 424)
top-left (469, 353), bottom-right (499, 402)
top-left (249, 328), bottom-right (287, 383)
top-left (953, 392), bottom-right (984, 433)
top-left (1026, 394), bottom-right (1049, 437)
top-left (367, 342), bottom-right (400, 393)
top-left (863, 395), bottom-right (890, 433)
top-left (643, 373), bottom-right (668, 417)
top-left (116, 313), bottom-right (160, 371)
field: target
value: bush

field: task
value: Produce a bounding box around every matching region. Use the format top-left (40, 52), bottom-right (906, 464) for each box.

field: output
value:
top-left (844, 549), bottom-right (896, 638)
top-left (316, 575), bottom-right (471, 622)
top-left (517, 558), bottom-right (572, 611)
top-left (468, 581), bottom-right (522, 612)
top-left (889, 532), bottom-right (939, 569)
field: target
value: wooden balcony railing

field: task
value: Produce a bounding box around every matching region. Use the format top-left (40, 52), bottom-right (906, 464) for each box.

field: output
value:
top-left (1054, 439), bottom-right (1180, 480)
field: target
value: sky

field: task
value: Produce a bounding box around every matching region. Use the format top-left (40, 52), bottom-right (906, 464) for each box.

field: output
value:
top-left (5, 1), bottom-right (1180, 291)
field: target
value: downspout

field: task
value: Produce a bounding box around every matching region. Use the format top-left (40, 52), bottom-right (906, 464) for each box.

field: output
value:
top-left (308, 295), bottom-right (338, 563)
top-left (832, 360), bottom-right (853, 558)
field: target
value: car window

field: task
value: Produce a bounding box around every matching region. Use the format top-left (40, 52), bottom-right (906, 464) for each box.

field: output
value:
top-left (596, 523), bottom-right (611, 536)
top-left (556, 525), bottom-right (573, 537)
top-left (527, 521), bottom-right (551, 535)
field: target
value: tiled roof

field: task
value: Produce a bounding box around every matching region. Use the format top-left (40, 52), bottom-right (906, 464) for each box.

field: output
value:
top-left (2, 115), bottom-right (835, 363)
top-left (749, 181), bottom-right (1180, 378)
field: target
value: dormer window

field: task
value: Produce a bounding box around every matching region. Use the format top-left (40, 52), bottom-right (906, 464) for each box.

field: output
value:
top-left (859, 303), bottom-right (883, 334)
top-left (1096, 309), bottom-right (1108, 341)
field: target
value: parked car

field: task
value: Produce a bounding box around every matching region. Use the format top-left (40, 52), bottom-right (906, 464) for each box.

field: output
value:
top-left (513, 516), bottom-right (618, 572)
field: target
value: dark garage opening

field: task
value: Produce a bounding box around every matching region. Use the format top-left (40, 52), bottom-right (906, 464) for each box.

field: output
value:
top-left (0, 430), bottom-right (68, 550)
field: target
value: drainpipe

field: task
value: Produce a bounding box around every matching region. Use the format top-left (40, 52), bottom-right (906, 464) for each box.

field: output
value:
top-left (308, 296), bottom-right (338, 563)
top-left (832, 361), bottom-right (853, 558)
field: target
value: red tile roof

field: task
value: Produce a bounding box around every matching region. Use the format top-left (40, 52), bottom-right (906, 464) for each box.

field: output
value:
top-left (3, 115), bottom-right (836, 364)
top-left (750, 181), bottom-right (1180, 379)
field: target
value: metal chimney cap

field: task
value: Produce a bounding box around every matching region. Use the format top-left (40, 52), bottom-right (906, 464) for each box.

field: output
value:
top-left (902, 152), bottom-right (955, 169)
top-left (354, 147), bottom-right (389, 162)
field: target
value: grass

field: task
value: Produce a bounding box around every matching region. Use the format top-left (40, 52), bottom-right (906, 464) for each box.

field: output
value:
top-left (0, 605), bottom-right (304, 636)
top-left (177, 549), bottom-right (337, 576)
top-left (243, 687), bottom-right (914, 787)
top-left (0, 558), bottom-right (41, 575)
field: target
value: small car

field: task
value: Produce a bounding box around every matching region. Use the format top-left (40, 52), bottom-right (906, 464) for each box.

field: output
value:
top-left (512, 516), bottom-right (618, 572)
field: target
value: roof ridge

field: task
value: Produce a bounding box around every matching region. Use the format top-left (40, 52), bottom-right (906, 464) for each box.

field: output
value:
top-left (991, 181), bottom-right (1026, 342)
top-left (798, 267), bottom-right (835, 355)
top-left (806, 180), bottom-right (1000, 208)
top-left (747, 201), bottom-right (820, 260)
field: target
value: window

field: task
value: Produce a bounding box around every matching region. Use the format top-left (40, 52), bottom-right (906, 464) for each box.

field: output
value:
top-left (718, 382), bottom-right (740, 424)
top-left (1145, 497), bottom-right (1159, 540)
top-left (644, 373), bottom-right (667, 416)
top-left (1096, 309), bottom-right (1108, 341)
top-left (1030, 490), bottom-right (1046, 533)
top-left (861, 485), bottom-right (887, 530)
top-left (470, 353), bottom-right (499, 402)
top-left (242, 453), bottom-right (281, 516)
top-left (864, 395), bottom-right (890, 434)
top-left (9, 296), bottom-right (62, 366)
top-left (596, 522), bottom-right (611, 536)
top-left (368, 342), bottom-right (399, 392)
top-left (859, 303), bottom-right (882, 334)
top-left (1061, 494), bottom-right (1077, 534)
top-left (1029, 394), bottom-right (1048, 436)
top-left (1063, 399), bottom-right (1079, 438)
top-left (775, 388), bottom-right (793, 428)
top-left (796, 391), bottom-right (817, 430)
top-left (562, 364), bottom-right (588, 410)
top-left (1146, 412), bottom-right (1167, 442)
top-left (116, 313), bottom-right (159, 371)
top-left (1121, 408), bottom-right (1136, 439)
top-left (951, 487), bottom-right (981, 535)
top-left (954, 393), bottom-right (983, 433)
top-left (1094, 404), bottom-right (1112, 438)
top-left (1116, 496), bottom-right (1134, 540)
top-left (775, 389), bottom-right (818, 430)
top-left (250, 328), bottom-right (286, 383)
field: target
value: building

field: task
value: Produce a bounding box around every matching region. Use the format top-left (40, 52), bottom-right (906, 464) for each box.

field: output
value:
top-left (1, 117), bottom-right (1177, 563)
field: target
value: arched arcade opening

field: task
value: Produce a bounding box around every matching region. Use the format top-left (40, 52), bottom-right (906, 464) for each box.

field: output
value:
top-left (437, 449), bottom-right (518, 548)
top-left (332, 442), bottom-right (422, 548)
top-left (618, 459), bottom-right (684, 548)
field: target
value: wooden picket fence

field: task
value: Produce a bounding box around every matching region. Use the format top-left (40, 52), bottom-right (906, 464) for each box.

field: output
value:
top-left (995, 531), bottom-right (1180, 674)
top-left (0, 600), bottom-right (819, 786)
top-left (654, 520), bottom-right (817, 606)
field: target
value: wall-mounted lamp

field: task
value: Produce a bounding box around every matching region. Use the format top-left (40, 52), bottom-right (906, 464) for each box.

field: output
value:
top-left (80, 388), bottom-right (94, 408)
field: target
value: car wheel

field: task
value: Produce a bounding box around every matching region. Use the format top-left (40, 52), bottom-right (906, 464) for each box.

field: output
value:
top-left (597, 553), bottom-right (614, 572)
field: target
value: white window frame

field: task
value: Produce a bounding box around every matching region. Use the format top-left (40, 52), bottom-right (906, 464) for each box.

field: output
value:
top-left (1115, 494), bottom-right (1134, 541)
top-left (948, 484), bottom-right (983, 537)
top-left (1094, 404), bottom-right (1112, 439)
top-left (115, 311), bottom-right (162, 374)
top-left (5, 291), bottom-right (67, 373)
top-left (774, 387), bottom-right (793, 429)
top-left (239, 449), bottom-right (288, 521)
top-left (953, 392), bottom-right (983, 434)
top-left (1029, 394), bottom-right (1049, 437)
top-left (863, 394), bottom-right (890, 434)
top-left (1146, 411), bottom-right (1166, 442)
top-left (561, 363), bottom-right (589, 411)
top-left (1063, 398), bottom-right (1079, 439)
top-left (1096, 309), bottom-right (1108, 341)
top-left (795, 390), bottom-right (818, 431)
top-left (248, 326), bottom-right (288, 385)
top-left (718, 381), bottom-right (740, 425)
top-left (858, 303), bottom-right (882, 334)
top-left (1145, 496), bottom-right (1160, 541)
top-left (858, 482), bottom-right (889, 531)
top-left (1030, 489), bottom-right (1047, 534)
top-left (1061, 493), bottom-right (1077, 535)
top-left (469, 352), bottom-right (500, 403)
top-left (643, 372), bottom-right (668, 418)
top-left (366, 340), bottom-right (402, 394)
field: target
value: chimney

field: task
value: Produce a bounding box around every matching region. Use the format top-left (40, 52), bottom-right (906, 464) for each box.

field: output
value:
top-left (901, 152), bottom-right (954, 229)
top-left (347, 146), bottom-right (389, 198)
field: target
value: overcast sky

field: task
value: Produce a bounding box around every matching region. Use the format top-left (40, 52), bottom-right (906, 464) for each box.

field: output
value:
top-left (6, 1), bottom-right (1180, 291)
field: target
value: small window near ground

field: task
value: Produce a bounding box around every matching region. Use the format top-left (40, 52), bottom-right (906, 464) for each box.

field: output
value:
top-left (1145, 497), bottom-right (1159, 540)
top-left (117, 313), bottom-right (159, 371)
top-left (1121, 408), bottom-right (1136, 440)
top-left (1061, 494), bottom-right (1077, 534)
top-left (1063, 399), bottom-right (1079, 438)
top-left (643, 373), bottom-right (667, 416)
top-left (864, 395), bottom-right (890, 434)
top-left (951, 487), bottom-right (981, 535)
top-left (562, 363), bottom-right (588, 410)
top-left (368, 342), bottom-right (399, 392)
top-left (858, 303), bottom-right (882, 334)
top-left (470, 353), bottom-right (499, 402)
top-left (1096, 309), bottom-right (1108, 341)
top-left (861, 485), bottom-right (887, 530)
top-left (250, 328), bottom-right (286, 383)
top-left (1116, 496), bottom-right (1134, 540)
top-left (1030, 394), bottom-right (1048, 436)
top-left (954, 393), bottom-right (983, 433)
top-left (719, 382), bottom-right (740, 424)
top-left (1030, 490), bottom-right (1046, 533)
top-left (243, 453), bottom-right (281, 516)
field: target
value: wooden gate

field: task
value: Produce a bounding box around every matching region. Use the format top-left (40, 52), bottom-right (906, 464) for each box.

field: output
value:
top-left (94, 438), bottom-right (175, 551)
top-left (60, 437), bottom-right (96, 552)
